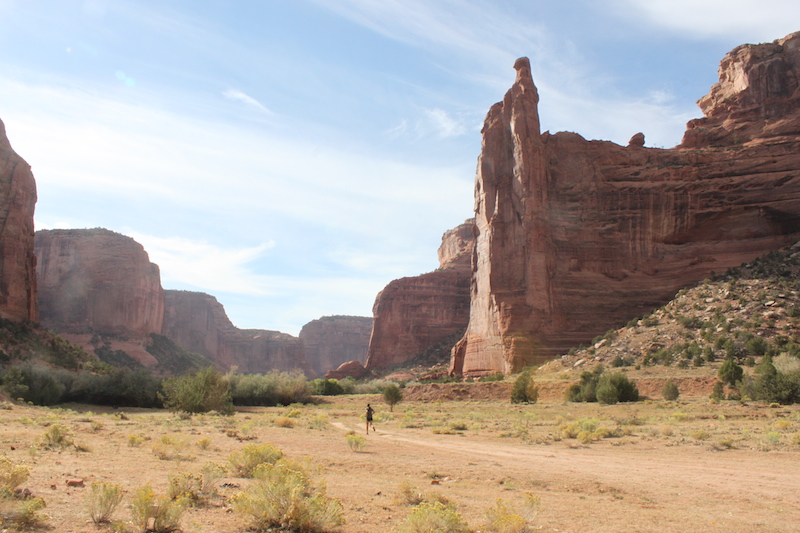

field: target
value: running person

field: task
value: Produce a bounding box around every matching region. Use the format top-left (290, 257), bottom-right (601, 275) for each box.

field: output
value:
top-left (365, 404), bottom-right (375, 434)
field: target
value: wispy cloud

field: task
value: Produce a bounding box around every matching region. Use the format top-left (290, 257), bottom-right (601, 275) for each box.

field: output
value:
top-left (223, 89), bottom-right (272, 114)
top-left (125, 231), bottom-right (276, 295)
top-left (612, 0), bottom-right (800, 42)
top-left (423, 108), bottom-right (466, 138)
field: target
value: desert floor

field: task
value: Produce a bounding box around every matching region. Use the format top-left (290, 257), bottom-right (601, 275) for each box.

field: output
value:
top-left (1, 392), bottom-right (799, 532)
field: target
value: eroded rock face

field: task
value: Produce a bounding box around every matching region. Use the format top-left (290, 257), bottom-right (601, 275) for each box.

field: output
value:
top-left (0, 119), bottom-right (38, 322)
top-left (451, 33), bottom-right (800, 376)
top-left (324, 360), bottom-right (368, 380)
top-left (299, 315), bottom-right (372, 376)
top-left (35, 229), bottom-right (163, 336)
top-left (163, 290), bottom-right (312, 376)
top-left (364, 220), bottom-right (474, 370)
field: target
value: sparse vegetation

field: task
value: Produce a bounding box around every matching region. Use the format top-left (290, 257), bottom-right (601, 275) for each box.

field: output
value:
top-left (228, 443), bottom-right (283, 478)
top-left (86, 481), bottom-right (124, 524)
top-left (160, 366), bottom-right (234, 415)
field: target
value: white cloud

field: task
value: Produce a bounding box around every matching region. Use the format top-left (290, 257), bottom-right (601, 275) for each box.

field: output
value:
top-left (423, 108), bottom-right (466, 138)
top-left (125, 231), bottom-right (276, 295)
top-left (613, 0), bottom-right (800, 42)
top-left (223, 89), bottom-right (272, 114)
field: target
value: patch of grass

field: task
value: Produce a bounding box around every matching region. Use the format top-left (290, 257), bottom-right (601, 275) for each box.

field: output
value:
top-left (152, 435), bottom-right (195, 461)
top-left (228, 443), bottom-right (283, 478)
top-left (274, 416), bottom-right (295, 428)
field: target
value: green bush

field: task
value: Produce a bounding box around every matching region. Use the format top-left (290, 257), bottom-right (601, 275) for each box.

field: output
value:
top-left (0, 456), bottom-right (30, 496)
top-left (718, 358), bottom-right (743, 387)
top-left (710, 380), bottom-right (725, 400)
top-left (229, 371), bottom-right (311, 406)
top-left (566, 366), bottom-right (604, 402)
top-left (86, 481), bottom-right (124, 524)
top-left (311, 378), bottom-right (344, 396)
top-left (383, 383), bottom-right (404, 411)
top-left (511, 369), bottom-right (539, 404)
top-left (596, 383), bottom-right (618, 405)
top-left (662, 380), bottom-right (680, 401)
top-left (160, 367), bottom-right (233, 415)
top-left (233, 459), bottom-right (344, 532)
top-left (131, 483), bottom-right (187, 533)
top-left (398, 501), bottom-right (469, 533)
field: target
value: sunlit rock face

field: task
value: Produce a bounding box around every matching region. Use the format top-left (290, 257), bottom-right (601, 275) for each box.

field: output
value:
top-left (451, 32), bottom-right (800, 376)
top-left (0, 119), bottom-right (38, 322)
top-left (299, 315), bottom-right (373, 376)
top-left (163, 290), bottom-right (313, 376)
top-left (35, 229), bottom-right (164, 336)
top-left (364, 219), bottom-right (475, 371)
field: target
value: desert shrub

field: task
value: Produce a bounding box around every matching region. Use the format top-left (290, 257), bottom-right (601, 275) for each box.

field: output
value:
top-left (68, 367), bottom-right (161, 408)
top-left (751, 355), bottom-right (800, 404)
top-left (86, 481), bottom-right (124, 524)
top-left (228, 443), bottom-right (283, 478)
top-left (131, 483), bottom-right (187, 533)
top-left (346, 433), bottom-right (366, 452)
top-left (710, 380), bottom-right (725, 400)
top-left (167, 464), bottom-right (224, 506)
top-left (0, 456), bottom-right (29, 495)
top-left (511, 368), bottom-right (539, 404)
top-left (233, 459), bottom-right (344, 532)
top-left (128, 434), bottom-right (145, 447)
top-left (1, 496), bottom-right (47, 529)
top-left (480, 372), bottom-right (505, 382)
top-left (383, 383), bottom-right (404, 411)
top-left (484, 493), bottom-right (540, 533)
top-left (399, 501), bottom-right (469, 533)
top-left (718, 358), bottom-right (744, 386)
top-left (396, 482), bottom-right (425, 506)
top-left (1, 367), bottom-right (28, 400)
top-left (40, 424), bottom-right (72, 449)
top-left (746, 336), bottom-right (769, 356)
top-left (662, 380), bottom-right (680, 401)
top-left (595, 372), bottom-right (639, 405)
top-left (310, 378), bottom-right (344, 396)
top-left (774, 354), bottom-right (800, 374)
top-left (274, 417), bottom-right (295, 428)
top-left (15, 364), bottom-right (65, 405)
top-left (229, 371), bottom-right (312, 406)
top-left (565, 366), bottom-right (604, 402)
top-left (152, 435), bottom-right (194, 461)
top-left (160, 367), bottom-right (233, 415)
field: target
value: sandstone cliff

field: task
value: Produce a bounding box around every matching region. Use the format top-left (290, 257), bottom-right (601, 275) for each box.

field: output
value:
top-left (35, 229), bottom-right (164, 337)
top-left (364, 219), bottom-right (474, 370)
top-left (299, 315), bottom-right (372, 376)
top-left (163, 290), bottom-right (312, 376)
top-left (451, 32), bottom-right (800, 376)
top-left (0, 119), bottom-right (38, 322)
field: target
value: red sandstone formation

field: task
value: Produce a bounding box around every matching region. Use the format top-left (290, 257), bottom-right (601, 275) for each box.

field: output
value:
top-left (163, 290), bottom-right (312, 376)
top-left (451, 32), bottom-right (800, 376)
top-left (299, 315), bottom-right (372, 376)
top-left (35, 229), bottom-right (164, 337)
top-left (0, 119), bottom-right (38, 322)
top-left (364, 219), bottom-right (474, 370)
top-left (324, 360), bottom-right (368, 380)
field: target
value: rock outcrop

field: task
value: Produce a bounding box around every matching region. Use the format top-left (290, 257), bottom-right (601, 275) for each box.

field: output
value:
top-left (299, 315), bottom-right (372, 376)
top-left (364, 219), bottom-right (474, 370)
top-left (0, 119), bottom-right (38, 322)
top-left (163, 290), bottom-right (312, 376)
top-left (324, 360), bottom-right (368, 380)
top-left (451, 32), bottom-right (800, 376)
top-left (35, 229), bottom-right (164, 336)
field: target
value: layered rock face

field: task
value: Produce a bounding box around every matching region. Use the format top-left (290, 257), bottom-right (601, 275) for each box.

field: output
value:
top-left (451, 32), bottom-right (800, 376)
top-left (364, 219), bottom-right (474, 370)
top-left (163, 290), bottom-right (312, 376)
top-left (35, 229), bottom-right (164, 336)
top-left (299, 315), bottom-right (373, 376)
top-left (0, 119), bottom-right (38, 322)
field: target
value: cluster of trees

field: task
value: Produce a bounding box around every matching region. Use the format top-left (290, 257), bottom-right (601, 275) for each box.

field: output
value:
top-left (715, 355), bottom-right (800, 404)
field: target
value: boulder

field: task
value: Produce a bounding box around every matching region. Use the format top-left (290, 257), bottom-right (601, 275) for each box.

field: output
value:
top-left (451, 33), bottom-right (800, 376)
top-left (0, 119), bottom-right (38, 322)
top-left (324, 360), bottom-right (367, 380)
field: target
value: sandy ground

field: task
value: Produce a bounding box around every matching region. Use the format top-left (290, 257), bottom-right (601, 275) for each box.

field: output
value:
top-left (0, 395), bottom-right (798, 532)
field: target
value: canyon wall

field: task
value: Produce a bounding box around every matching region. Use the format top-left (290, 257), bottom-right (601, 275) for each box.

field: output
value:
top-left (299, 315), bottom-right (373, 376)
top-left (451, 32), bottom-right (800, 376)
top-left (0, 119), bottom-right (38, 322)
top-left (364, 219), bottom-right (474, 370)
top-left (35, 229), bottom-right (164, 336)
top-left (162, 290), bottom-right (312, 376)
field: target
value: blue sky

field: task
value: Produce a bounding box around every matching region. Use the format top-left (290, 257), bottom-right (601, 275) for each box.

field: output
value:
top-left (1, 1), bottom-right (797, 335)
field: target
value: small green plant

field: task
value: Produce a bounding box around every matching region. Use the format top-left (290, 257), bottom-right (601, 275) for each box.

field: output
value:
top-left (86, 481), bottom-right (124, 524)
top-left (383, 383), bottom-right (404, 412)
top-left (131, 483), bottom-right (187, 533)
top-left (232, 459), bottom-right (344, 532)
top-left (398, 501), bottom-right (469, 533)
top-left (346, 433), bottom-right (367, 452)
top-left (662, 380), bottom-right (680, 401)
top-left (227, 443), bottom-right (283, 478)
